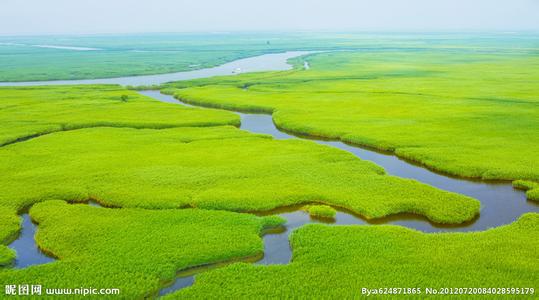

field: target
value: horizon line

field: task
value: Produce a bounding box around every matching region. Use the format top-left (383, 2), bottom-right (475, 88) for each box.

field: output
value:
top-left (1, 29), bottom-right (539, 38)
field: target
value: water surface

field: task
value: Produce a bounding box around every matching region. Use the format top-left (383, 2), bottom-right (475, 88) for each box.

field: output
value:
top-left (32, 45), bottom-right (102, 51)
top-left (0, 51), bottom-right (309, 87)
top-left (9, 214), bottom-right (55, 268)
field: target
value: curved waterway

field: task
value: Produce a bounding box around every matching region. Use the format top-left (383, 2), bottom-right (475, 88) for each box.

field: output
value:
top-left (141, 90), bottom-right (538, 296)
top-left (8, 201), bottom-right (102, 269)
top-left (141, 90), bottom-right (539, 234)
top-left (8, 214), bottom-right (55, 268)
top-left (0, 51), bottom-right (309, 87)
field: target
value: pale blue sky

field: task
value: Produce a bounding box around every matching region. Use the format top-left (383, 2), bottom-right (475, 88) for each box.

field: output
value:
top-left (1, 0), bottom-right (538, 35)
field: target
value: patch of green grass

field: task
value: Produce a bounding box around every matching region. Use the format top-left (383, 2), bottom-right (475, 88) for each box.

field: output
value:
top-left (0, 200), bottom-right (283, 298)
top-left (0, 208), bottom-right (18, 266)
top-left (0, 85), bottom-right (239, 146)
top-left (513, 180), bottom-right (539, 202)
top-left (0, 208), bottom-right (19, 244)
top-left (168, 213), bottom-right (539, 299)
top-left (304, 205), bottom-right (336, 219)
top-left (166, 49), bottom-right (539, 196)
top-left (0, 126), bottom-right (479, 226)
top-left (0, 247), bottom-right (15, 267)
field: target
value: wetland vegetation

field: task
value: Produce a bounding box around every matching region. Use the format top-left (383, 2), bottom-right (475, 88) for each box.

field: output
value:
top-left (304, 205), bottom-right (336, 220)
top-left (0, 109), bottom-right (479, 227)
top-left (0, 201), bottom-right (283, 298)
top-left (170, 213), bottom-right (539, 299)
top-left (0, 85), bottom-right (238, 146)
top-left (0, 34), bottom-right (271, 82)
top-left (0, 209), bottom-right (17, 266)
top-left (3, 33), bottom-right (537, 82)
top-left (165, 48), bottom-right (539, 200)
top-left (0, 33), bottom-right (537, 299)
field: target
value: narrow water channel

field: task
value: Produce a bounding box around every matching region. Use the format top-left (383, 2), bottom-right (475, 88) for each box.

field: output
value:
top-left (140, 90), bottom-right (538, 296)
top-left (141, 90), bottom-right (539, 234)
top-left (9, 201), bottom-right (103, 269)
top-left (8, 214), bottom-right (55, 268)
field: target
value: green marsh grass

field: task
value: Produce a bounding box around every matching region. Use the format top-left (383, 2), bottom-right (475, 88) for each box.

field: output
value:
top-left (304, 205), bottom-right (336, 220)
top-left (0, 35), bottom-right (537, 298)
top-left (6, 33), bottom-right (529, 82)
top-left (513, 180), bottom-right (539, 202)
top-left (0, 126), bottom-right (479, 227)
top-left (166, 49), bottom-right (539, 199)
top-left (0, 85), bottom-right (239, 146)
top-left (0, 247), bottom-right (15, 266)
top-left (0, 34), bottom-right (268, 82)
top-left (0, 208), bottom-right (18, 266)
top-left (168, 213), bottom-right (539, 299)
top-left (0, 200), bottom-right (283, 298)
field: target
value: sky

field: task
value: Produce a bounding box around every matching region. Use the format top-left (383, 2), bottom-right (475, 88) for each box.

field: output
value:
top-left (1, 0), bottom-right (538, 35)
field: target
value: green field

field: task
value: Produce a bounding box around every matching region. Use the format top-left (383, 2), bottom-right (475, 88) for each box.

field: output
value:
top-left (0, 33), bottom-right (346, 82)
top-left (165, 48), bottom-right (539, 200)
top-left (0, 34), bottom-right (267, 82)
top-left (169, 213), bottom-right (539, 299)
top-left (0, 200), bottom-right (283, 299)
top-left (0, 124), bottom-right (478, 225)
top-left (0, 208), bottom-right (17, 265)
top-left (0, 85), bottom-right (238, 146)
top-left (1, 33), bottom-right (538, 299)
top-left (0, 85), bottom-right (479, 225)
top-left (304, 205), bottom-right (337, 219)
top-left (2, 33), bottom-right (537, 82)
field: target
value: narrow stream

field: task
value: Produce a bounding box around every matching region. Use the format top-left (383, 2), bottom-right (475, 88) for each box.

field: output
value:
top-left (8, 201), bottom-right (103, 269)
top-left (141, 90), bottom-right (539, 296)
top-left (8, 214), bottom-right (55, 268)
top-left (141, 90), bottom-right (539, 233)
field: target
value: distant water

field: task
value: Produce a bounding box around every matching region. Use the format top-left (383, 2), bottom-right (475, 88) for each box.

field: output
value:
top-left (0, 51), bottom-right (310, 87)
top-left (0, 43), bottom-right (101, 51)
top-left (32, 45), bottom-right (102, 51)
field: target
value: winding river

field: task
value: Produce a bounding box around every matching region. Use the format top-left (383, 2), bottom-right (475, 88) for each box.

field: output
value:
top-left (140, 84), bottom-right (538, 294)
top-left (4, 51), bottom-right (538, 296)
top-left (141, 90), bottom-right (539, 233)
